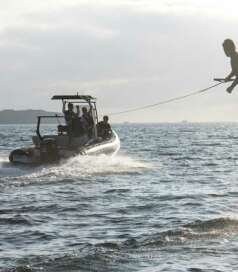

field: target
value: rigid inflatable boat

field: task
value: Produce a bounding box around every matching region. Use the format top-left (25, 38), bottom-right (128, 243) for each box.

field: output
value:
top-left (9, 94), bottom-right (120, 165)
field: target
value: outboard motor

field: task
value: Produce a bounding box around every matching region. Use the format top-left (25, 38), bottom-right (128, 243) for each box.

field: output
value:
top-left (40, 138), bottom-right (59, 163)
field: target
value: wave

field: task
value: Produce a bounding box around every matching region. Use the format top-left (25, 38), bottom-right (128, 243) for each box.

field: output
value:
top-left (0, 214), bottom-right (34, 226)
top-left (80, 217), bottom-right (238, 251)
top-left (3, 217), bottom-right (237, 272)
top-left (141, 217), bottom-right (238, 248)
top-left (192, 142), bottom-right (222, 147)
top-left (184, 217), bottom-right (238, 233)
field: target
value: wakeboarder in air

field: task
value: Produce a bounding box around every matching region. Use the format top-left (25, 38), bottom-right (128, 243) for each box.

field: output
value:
top-left (223, 39), bottom-right (238, 93)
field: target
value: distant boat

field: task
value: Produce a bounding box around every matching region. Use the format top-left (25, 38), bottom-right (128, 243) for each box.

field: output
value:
top-left (9, 94), bottom-right (120, 165)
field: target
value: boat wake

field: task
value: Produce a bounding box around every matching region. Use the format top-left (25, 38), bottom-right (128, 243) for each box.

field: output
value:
top-left (0, 153), bottom-right (153, 186)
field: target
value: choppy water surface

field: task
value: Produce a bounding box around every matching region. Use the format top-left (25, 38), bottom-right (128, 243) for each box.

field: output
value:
top-left (1, 123), bottom-right (238, 272)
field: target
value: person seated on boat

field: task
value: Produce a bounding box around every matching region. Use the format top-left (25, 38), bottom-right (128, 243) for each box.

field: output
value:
top-left (81, 106), bottom-right (94, 138)
top-left (97, 115), bottom-right (112, 140)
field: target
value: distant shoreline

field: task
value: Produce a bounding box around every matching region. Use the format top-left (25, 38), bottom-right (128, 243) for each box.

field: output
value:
top-left (0, 109), bottom-right (59, 124)
top-left (1, 110), bottom-right (238, 124)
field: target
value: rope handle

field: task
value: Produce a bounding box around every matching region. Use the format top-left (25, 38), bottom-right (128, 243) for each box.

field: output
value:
top-left (214, 78), bottom-right (234, 83)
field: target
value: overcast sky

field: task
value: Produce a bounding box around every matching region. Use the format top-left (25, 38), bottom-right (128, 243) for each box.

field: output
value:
top-left (1, 0), bottom-right (238, 122)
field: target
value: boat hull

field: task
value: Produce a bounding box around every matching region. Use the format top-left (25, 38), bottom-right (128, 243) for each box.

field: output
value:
top-left (9, 131), bottom-right (120, 165)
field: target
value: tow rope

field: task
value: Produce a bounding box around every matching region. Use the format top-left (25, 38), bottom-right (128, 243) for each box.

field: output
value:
top-left (108, 81), bottom-right (224, 116)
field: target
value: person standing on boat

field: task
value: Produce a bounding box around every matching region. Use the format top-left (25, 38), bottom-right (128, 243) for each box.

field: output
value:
top-left (63, 102), bottom-right (76, 125)
top-left (76, 105), bottom-right (80, 117)
top-left (81, 107), bottom-right (94, 138)
top-left (62, 102), bottom-right (77, 137)
top-left (72, 106), bottom-right (85, 137)
top-left (223, 39), bottom-right (238, 93)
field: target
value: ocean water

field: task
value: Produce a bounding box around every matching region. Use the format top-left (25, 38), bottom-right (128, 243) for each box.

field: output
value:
top-left (1, 123), bottom-right (238, 272)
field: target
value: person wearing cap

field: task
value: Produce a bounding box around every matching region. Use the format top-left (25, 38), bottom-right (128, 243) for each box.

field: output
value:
top-left (223, 39), bottom-right (238, 93)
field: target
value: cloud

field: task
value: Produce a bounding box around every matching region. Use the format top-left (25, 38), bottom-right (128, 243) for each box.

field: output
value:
top-left (1, 0), bottom-right (238, 35)
top-left (0, 0), bottom-right (238, 121)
